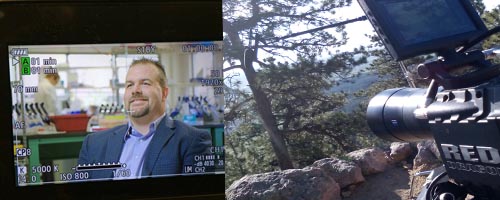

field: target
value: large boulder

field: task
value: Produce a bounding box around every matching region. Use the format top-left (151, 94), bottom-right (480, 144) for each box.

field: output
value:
top-left (346, 148), bottom-right (390, 175)
top-left (414, 140), bottom-right (442, 171)
top-left (226, 167), bottom-right (341, 200)
top-left (310, 157), bottom-right (365, 188)
top-left (389, 142), bottom-right (412, 162)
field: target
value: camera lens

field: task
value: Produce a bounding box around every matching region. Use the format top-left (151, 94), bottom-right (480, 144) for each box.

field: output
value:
top-left (366, 88), bottom-right (433, 142)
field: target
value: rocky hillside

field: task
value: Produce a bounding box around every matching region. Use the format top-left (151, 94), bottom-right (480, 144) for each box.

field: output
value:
top-left (226, 140), bottom-right (443, 200)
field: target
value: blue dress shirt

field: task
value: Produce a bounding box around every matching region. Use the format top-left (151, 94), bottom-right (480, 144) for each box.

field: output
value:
top-left (115, 113), bottom-right (166, 179)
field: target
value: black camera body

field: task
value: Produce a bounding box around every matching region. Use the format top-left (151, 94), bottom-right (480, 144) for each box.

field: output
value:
top-left (359, 0), bottom-right (500, 199)
top-left (369, 84), bottom-right (500, 198)
top-left (430, 85), bottom-right (500, 198)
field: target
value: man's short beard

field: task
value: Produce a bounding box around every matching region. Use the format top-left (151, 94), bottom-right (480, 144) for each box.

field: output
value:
top-left (129, 105), bottom-right (150, 118)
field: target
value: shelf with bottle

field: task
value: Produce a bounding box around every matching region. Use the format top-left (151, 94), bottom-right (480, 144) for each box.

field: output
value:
top-left (87, 103), bottom-right (128, 132)
top-left (12, 102), bottom-right (61, 135)
top-left (169, 95), bottom-right (223, 126)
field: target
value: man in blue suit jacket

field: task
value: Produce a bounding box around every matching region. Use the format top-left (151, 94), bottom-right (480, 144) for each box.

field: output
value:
top-left (78, 58), bottom-right (212, 180)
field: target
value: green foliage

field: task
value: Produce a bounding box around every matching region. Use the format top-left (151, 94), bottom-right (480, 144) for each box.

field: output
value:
top-left (223, 0), bottom-right (354, 59)
top-left (472, 0), bottom-right (486, 15)
top-left (225, 122), bottom-right (278, 188)
top-left (482, 5), bottom-right (500, 63)
top-left (286, 132), bottom-right (339, 168)
top-left (479, 7), bottom-right (500, 71)
top-left (257, 52), bottom-right (376, 162)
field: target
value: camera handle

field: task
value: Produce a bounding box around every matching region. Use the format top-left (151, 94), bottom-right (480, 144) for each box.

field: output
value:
top-left (414, 47), bottom-right (500, 120)
top-left (417, 50), bottom-right (500, 90)
top-left (417, 25), bottom-right (500, 90)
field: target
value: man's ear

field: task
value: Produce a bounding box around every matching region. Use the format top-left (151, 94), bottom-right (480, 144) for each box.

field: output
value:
top-left (162, 87), bottom-right (169, 101)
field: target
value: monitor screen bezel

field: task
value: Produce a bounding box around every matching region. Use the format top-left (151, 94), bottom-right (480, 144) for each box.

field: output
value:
top-left (0, 1), bottom-right (224, 199)
top-left (357, 0), bottom-right (488, 61)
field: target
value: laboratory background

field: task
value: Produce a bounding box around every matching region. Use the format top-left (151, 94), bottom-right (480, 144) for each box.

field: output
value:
top-left (10, 42), bottom-right (224, 184)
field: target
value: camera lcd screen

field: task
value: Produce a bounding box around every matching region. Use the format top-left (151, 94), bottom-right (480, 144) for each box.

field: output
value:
top-left (380, 0), bottom-right (477, 46)
top-left (9, 41), bottom-right (224, 187)
top-left (0, 1), bottom-right (223, 198)
top-left (358, 0), bottom-right (487, 60)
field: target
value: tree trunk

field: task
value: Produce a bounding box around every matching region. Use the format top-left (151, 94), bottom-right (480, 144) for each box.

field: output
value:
top-left (224, 19), bottom-right (294, 170)
top-left (243, 65), bottom-right (294, 170)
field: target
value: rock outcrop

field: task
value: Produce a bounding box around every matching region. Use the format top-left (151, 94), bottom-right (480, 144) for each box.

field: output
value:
top-left (389, 142), bottom-right (412, 162)
top-left (310, 157), bottom-right (365, 188)
top-left (226, 167), bottom-right (341, 200)
top-left (414, 140), bottom-right (442, 171)
top-left (227, 143), bottom-right (443, 200)
top-left (346, 147), bottom-right (390, 175)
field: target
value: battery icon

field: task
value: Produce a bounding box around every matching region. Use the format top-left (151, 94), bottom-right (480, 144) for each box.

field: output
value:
top-left (10, 48), bottom-right (28, 56)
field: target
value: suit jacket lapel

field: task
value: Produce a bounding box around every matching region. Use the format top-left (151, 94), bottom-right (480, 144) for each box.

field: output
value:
top-left (101, 126), bottom-right (127, 178)
top-left (142, 117), bottom-right (175, 176)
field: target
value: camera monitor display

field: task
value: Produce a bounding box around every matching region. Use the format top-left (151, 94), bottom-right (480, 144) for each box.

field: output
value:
top-left (10, 41), bottom-right (224, 186)
top-left (0, 1), bottom-right (223, 199)
top-left (357, 0), bottom-right (488, 60)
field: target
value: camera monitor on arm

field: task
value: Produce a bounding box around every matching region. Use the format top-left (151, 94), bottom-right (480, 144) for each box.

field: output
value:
top-left (357, 0), bottom-right (488, 61)
top-left (0, 1), bottom-right (224, 199)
